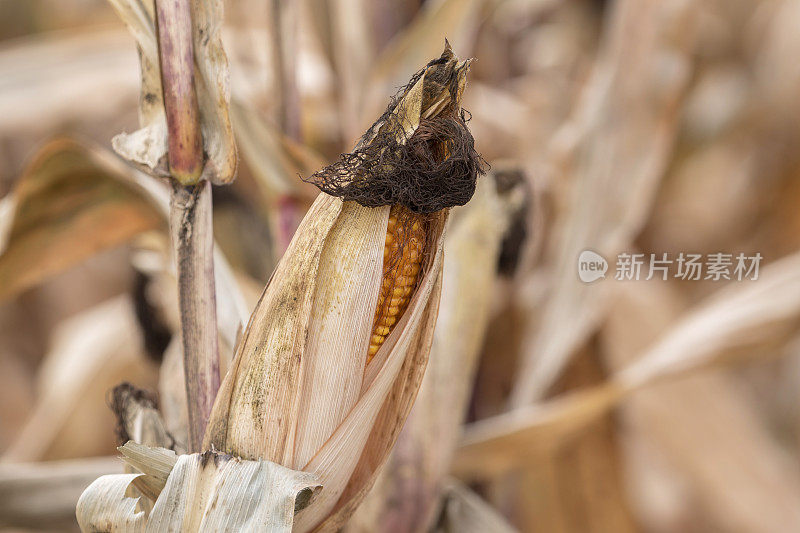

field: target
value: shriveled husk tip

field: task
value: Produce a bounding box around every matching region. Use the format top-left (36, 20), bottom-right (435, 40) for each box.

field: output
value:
top-left (202, 42), bottom-right (476, 532)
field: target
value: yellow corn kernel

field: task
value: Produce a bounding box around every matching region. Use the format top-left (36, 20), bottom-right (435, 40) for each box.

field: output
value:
top-left (367, 205), bottom-right (427, 362)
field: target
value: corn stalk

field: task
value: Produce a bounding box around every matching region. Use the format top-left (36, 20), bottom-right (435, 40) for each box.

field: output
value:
top-left (155, 0), bottom-right (220, 452)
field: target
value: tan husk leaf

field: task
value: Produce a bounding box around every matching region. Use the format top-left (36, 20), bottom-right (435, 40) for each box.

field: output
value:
top-left (298, 257), bottom-right (444, 533)
top-left (203, 193), bottom-right (350, 463)
top-left (321, 272), bottom-right (442, 532)
top-left (106, 0), bottom-right (236, 184)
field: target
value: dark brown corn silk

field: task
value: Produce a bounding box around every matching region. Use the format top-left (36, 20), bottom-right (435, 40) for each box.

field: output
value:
top-left (305, 47), bottom-right (487, 215)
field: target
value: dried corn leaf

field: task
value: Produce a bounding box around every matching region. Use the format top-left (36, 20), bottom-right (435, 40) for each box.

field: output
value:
top-left (0, 139), bottom-right (164, 299)
top-left (231, 101), bottom-right (322, 201)
top-left (603, 280), bottom-right (800, 532)
top-left (511, 0), bottom-right (699, 405)
top-left (455, 250), bottom-right (800, 479)
top-left (617, 253), bottom-right (800, 388)
top-left (77, 442), bottom-right (320, 532)
top-left (0, 138), bottom-right (248, 348)
top-left (107, 0), bottom-right (236, 184)
top-left (625, 372), bottom-right (800, 532)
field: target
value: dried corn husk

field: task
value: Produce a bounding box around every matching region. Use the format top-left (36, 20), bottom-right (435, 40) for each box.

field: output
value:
top-left (203, 44), bottom-right (474, 532)
top-left (76, 442), bottom-right (320, 532)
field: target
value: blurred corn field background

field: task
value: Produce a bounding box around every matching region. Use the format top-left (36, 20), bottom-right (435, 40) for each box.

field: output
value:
top-left (3, 0), bottom-right (800, 531)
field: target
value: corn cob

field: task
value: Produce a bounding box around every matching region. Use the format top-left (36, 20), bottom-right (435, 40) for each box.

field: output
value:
top-left (368, 205), bottom-right (427, 362)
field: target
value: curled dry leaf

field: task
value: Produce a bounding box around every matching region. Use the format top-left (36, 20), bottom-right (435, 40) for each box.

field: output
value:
top-left (0, 137), bottom-right (248, 350)
top-left (107, 0), bottom-right (237, 185)
top-left (203, 44), bottom-right (479, 531)
top-left (76, 442), bottom-right (320, 532)
top-left (0, 139), bottom-right (164, 300)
